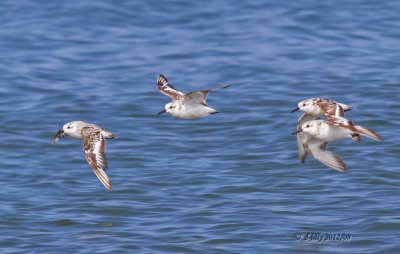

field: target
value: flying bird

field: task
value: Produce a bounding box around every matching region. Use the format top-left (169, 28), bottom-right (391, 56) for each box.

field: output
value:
top-left (52, 121), bottom-right (115, 190)
top-left (291, 98), bottom-right (352, 162)
top-left (292, 117), bottom-right (383, 172)
top-left (156, 74), bottom-right (230, 119)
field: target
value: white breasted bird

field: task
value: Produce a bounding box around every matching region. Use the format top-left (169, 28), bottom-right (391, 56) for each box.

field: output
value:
top-left (292, 117), bottom-right (383, 172)
top-left (156, 74), bottom-right (230, 119)
top-left (52, 121), bottom-right (116, 190)
top-left (291, 98), bottom-right (352, 163)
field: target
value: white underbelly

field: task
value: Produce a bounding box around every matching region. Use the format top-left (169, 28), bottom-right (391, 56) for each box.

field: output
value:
top-left (173, 105), bottom-right (215, 119)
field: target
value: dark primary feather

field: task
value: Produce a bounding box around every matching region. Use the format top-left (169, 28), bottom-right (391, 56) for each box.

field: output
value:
top-left (156, 74), bottom-right (184, 101)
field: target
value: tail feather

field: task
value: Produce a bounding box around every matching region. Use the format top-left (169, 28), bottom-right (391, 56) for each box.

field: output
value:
top-left (338, 103), bottom-right (352, 112)
top-left (354, 125), bottom-right (383, 142)
top-left (101, 130), bottom-right (116, 139)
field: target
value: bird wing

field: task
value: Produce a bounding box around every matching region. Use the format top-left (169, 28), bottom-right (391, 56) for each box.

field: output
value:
top-left (183, 85), bottom-right (230, 105)
top-left (296, 113), bottom-right (318, 162)
top-left (304, 137), bottom-right (347, 172)
top-left (333, 103), bottom-right (345, 117)
top-left (82, 127), bottom-right (112, 190)
top-left (156, 74), bottom-right (185, 101)
top-left (319, 100), bottom-right (346, 117)
top-left (327, 115), bottom-right (356, 129)
top-left (327, 115), bottom-right (383, 141)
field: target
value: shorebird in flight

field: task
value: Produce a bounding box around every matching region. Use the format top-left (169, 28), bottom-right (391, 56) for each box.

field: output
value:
top-left (52, 121), bottom-right (115, 190)
top-left (291, 98), bottom-right (352, 163)
top-left (156, 74), bottom-right (230, 119)
top-left (292, 116), bottom-right (383, 172)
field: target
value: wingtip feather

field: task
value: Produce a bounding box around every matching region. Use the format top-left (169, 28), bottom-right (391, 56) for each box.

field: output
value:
top-left (211, 84), bottom-right (230, 92)
top-left (157, 74), bottom-right (168, 86)
top-left (308, 144), bottom-right (348, 173)
top-left (93, 167), bottom-right (112, 191)
top-left (355, 125), bottom-right (384, 142)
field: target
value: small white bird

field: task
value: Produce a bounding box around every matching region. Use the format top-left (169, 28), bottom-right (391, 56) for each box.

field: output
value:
top-left (291, 98), bottom-right (352, 117)
top-left (292, 117), bottom-right (383, 172)
top-left (52, 121), bottom-right (116, 190)
top-left (156, 74), bottom-right (230, 119)
top-left (295, 117), bottom-right (383, 142)
top-left (291, 98), bottom-right (352, 163)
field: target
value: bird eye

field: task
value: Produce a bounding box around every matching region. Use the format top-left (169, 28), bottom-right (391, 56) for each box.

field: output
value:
top-left (67, 126), bottom-right (71, 129)
top-left (306, 125), bottom-right (309, 128)
top-left (303, 104), bottom-right (306, 107)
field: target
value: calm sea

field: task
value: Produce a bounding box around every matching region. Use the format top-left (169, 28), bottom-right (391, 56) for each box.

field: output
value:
top-left (0, 0), bottom-right (399, 253)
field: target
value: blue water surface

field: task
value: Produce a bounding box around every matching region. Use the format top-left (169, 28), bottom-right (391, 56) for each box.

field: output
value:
top-left (0, 1), bottom-right (399, 253)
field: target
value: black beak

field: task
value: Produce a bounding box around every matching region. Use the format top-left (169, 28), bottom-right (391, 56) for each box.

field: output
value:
top-left (157, 109), bottom-right (167, 115)
top-left (292, 129), bottom-right (302, 135)
top-left (51, 128), bottom-right (64, 144)
top-left (291, 107), bottom-right (299, 113)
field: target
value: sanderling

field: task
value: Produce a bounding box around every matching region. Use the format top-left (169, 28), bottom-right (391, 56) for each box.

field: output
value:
top-left (294, 117), bottom-right (383, 142)
top-left (156, 74), bottom-right (230, 119)
top-left (292, 117), bottom-right (383, 172)
top-left (52, 121), bottom-right (116, 190)
top-left (291, 98), bottom-right (352, 117)
top-left (291, 98), bottom-right (352, 162)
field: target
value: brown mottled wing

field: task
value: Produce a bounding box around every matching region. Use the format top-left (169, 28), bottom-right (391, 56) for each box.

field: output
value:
top-left (82, 127), bottom-right (112, 190)
top-left (327, 115), bottom-right (356, 129)
top-left (326, 115), bottom-right (361, 141)
top-left (156, 74), bottom-right (184, 101)
top-left (328, 115), bottom-right (382, 142)
top-left (333, 104), bottom-right (345, 117)
top-left (320, 100), bottom-right (345, 117)
top-left (183, 85), bottom-right (230, 105)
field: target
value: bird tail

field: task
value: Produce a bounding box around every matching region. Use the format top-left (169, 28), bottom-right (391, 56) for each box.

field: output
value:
top-left (338, 103), bottom-right (352, 112)
top-left (101, 130), bottom-right (116, 139)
